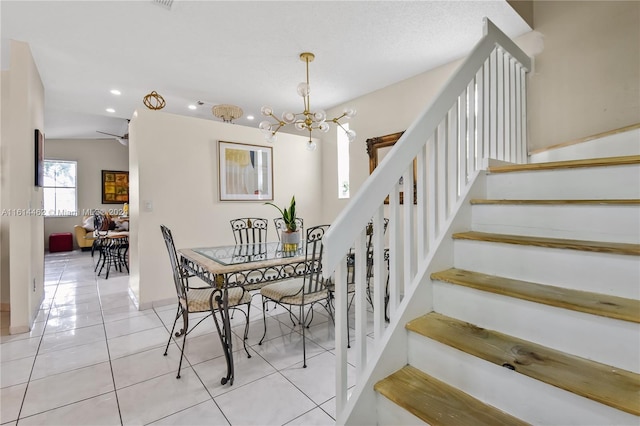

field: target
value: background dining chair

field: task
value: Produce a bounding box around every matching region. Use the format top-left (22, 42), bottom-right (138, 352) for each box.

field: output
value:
top-left (364, 218), bottom-right (390, 307)
top-left (160, 224), bottom-right (252, 378)
top-left (273, 217), bottom-right (304, 241)
top-left (258, 224), bottom-right (333, 367)
top-left (229, 217), bottom-right (268, 245)
top-left (329, 217), bottom-right (390, 345)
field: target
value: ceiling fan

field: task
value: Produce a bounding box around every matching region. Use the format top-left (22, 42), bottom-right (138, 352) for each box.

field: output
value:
top-left (96, 120), bottom-right (129, 146)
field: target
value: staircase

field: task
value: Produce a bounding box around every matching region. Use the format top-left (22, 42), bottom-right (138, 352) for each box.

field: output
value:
top-left (373, 156), bottom-right (640, 425)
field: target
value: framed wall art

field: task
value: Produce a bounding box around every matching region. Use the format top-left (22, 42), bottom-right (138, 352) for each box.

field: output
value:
top-left (218, 141), bottom-right (273, 201)
top-left (34, 129), bottom-right (45, 187)
top-left (101, 170), bottom-right (129, 204)
top-left (366, 131), bottom-right (417, 205)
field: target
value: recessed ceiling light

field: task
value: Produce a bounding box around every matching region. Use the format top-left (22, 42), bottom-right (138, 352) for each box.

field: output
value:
top-left (246, 115), bottom-right (255, 120)
top-left (106, 108), bottom-right (115, 113)
top-left (188, 104), bottom-right (197, 110)
top-left (110, 89), bottom-right (121, 95)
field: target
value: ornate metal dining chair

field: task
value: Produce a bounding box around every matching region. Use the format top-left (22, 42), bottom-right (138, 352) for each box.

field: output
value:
top-left (160, 224), bottom-right (252, 378)
top-left (258, 224), bottom-right (333, 367)
top-left (229, 218), bottom-right (268, 244)
top-left (92, 211), bottom-right (108, 267)
top-left (273, 217), bottom-right (304, 240)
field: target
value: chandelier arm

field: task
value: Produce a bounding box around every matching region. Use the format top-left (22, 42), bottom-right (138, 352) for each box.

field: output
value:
top-left (335, 121), bottom-right (349, 133)
top-left (331, 113), bottom-right (347, 123)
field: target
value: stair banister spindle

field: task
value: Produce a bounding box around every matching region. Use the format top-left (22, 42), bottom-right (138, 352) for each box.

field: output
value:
top-left (417, 144), bottom-right (428, 260)
top-left (334, 256), bottom-right (348, 415)
top-left (354, 228), bottom-right (367, 376)
top-left (403, 164), bottom-right (416, 284)
top-left (373, 208), bottom-right (386, 339)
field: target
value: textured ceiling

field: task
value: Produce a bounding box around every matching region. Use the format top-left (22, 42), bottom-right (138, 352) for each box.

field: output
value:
top-left (1, 1), bottom-right (531, 140)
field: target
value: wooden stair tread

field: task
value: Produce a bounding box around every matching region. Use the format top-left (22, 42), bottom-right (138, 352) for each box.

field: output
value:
top-left (470, 199), bottom-right (640, 205)
top-left (406, 312), bottom-right (640, 416)
top-left (431, 268), bottom-right (640, 323)
top-left (487, 155), bottom-right (640, 173)
top-left (452, 231), bottom-right (640, 256)
top-left (374, 365), bottom-right (529, 426)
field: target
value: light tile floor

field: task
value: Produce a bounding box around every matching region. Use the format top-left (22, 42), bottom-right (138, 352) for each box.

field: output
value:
top-left (1, 250), bottom-right (360, 425)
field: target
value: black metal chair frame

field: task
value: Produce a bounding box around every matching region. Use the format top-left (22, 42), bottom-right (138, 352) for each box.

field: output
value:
top-left (273, 217), bottom-right (304, 240)
top-left (93, 211), bottom-right (129, 279)
top-left (258, 225), bottom-right (334, 367)
top-left (160, 224), bottom-right (251, 379)
top-left (230, 218), bottom-right (268, 245)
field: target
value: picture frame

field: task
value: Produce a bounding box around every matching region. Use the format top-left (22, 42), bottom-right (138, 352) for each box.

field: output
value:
top-left (366, 131), bottom-right (417, 205)
top-left (34, 129), bottom-right (44, 187)
top-left (101, 170), bottom-right (129, 204)
top-left (218, 141), bottom-right (273, 201)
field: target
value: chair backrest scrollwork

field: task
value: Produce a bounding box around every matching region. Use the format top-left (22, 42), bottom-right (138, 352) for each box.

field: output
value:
top-left (230, 218), bottom-right (268, 245)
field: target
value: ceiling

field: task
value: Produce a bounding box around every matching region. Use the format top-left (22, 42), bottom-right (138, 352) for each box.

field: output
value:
top-left (1, 1), bottom-right (531, 141)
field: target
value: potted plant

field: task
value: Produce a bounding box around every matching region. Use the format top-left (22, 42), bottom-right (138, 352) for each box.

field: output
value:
top-left (265, 196), bottom-right (300, 251)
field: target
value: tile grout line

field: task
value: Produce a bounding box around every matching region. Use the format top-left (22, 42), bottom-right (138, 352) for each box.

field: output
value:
top-left (94, 252), bottom-right (125, 426)
top-left (14, 257), bottom-right (66, 424)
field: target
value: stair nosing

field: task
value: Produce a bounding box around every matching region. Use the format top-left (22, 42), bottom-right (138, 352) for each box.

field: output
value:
top-left (470, 199), bottom-right (640, 205)
top-left (431, 268), bottom-right (640, 323)
top-left (374, 365), bottom-right (530, 426)
top-left (406, 312), bottom-right (640, 416)
top-left (487, 155), bottom-right (640, 173)
top-left (452, 231), bottom-right (640, 256)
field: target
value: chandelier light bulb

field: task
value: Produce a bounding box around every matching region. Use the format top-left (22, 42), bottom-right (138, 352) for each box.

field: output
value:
top-left (344, 108), bottom-right (357, 118)
top-left (297, 82), bottom-right (310, 97)
top-left (259, 120), bottom-right (272, 134)
top-left (313, 110), bottom-right (326, 122)
top-left (267, 133), bottom-right (277, 143)
top-left (261, 106), bottom-right (273, 116)
top-left (307, 140), bottom-right (317, 151)
top-left (346, 129), bottom-right (357, 142)
top-left (294, 122), bottom-right (306, 131)
top-left (282, 112), bottom-right (296, 124)
top-left (319, 122), bottom-right (330, 132)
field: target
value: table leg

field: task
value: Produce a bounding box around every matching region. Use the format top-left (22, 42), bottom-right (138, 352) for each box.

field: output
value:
top-left (209, 285), bottom-right (235, 386)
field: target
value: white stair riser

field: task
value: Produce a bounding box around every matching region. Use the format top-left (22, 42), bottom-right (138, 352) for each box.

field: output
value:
top-left (433, 281), bottom-right (640, 373)
top-left (454, 240), bottom-right (640, 299)
top-left (472, 204), bottom-right (640, 244)
top-left (485, 165), bottom-right (640, 199)
top-left (376, 393), bottom-right (427, 426)
top-left (408, 334), bottom-right (640, 426)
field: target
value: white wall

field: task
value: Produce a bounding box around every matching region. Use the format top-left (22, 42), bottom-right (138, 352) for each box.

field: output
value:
top-left (129, 109), bottom-right (322, 308)
top-left (0, 40), bottom-right (45, 332)
top-left (43, 138), bottom-right (129, 249)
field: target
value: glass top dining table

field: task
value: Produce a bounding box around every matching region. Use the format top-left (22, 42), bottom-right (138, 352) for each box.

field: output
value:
top-left (177, 240), bottom-right (312, 387)
top-left (191, 241), bottom-right (305, 266)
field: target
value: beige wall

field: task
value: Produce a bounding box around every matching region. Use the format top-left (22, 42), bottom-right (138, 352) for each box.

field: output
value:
top-left (0, 40), bottom-right (45, 332)
top-left (527, 1), bottom-right (640, 150)
top-left (129, 109), bottom-right (323, 308)
top-left (320, 1), bottom-right (639, 223)
top-left (43, 138), bottom-right (129, 249)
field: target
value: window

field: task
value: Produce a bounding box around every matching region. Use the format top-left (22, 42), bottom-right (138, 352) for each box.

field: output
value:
top-left (337, 124), bottom-right (350, 198)
top-left (43, 160), bottom-right (77, 217)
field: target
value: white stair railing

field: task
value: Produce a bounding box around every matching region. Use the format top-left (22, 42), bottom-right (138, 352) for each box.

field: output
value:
top-left (322, 18), bottom-right (532, 423)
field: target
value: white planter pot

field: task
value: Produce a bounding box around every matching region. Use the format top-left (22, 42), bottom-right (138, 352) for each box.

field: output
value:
top-left (281, 229), bottom-right (301, 252)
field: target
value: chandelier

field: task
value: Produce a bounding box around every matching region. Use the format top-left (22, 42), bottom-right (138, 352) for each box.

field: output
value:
top-left (212, 104), bottom-right (243, 123)
top-left (259, 52), bottom-right (356, 151)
